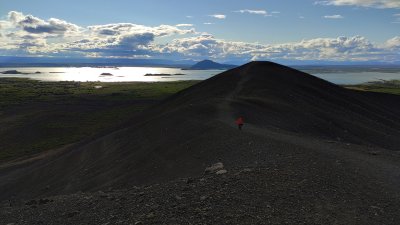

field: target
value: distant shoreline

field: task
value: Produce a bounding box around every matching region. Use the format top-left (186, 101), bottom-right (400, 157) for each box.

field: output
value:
top-left (0, 64), bottom-right (186, 68)
top-left (0, 77), bottom-right (203, 83)
top-left (1, 66), bottom-right (400, 84)
top-left (2, 64), bottom-right (400, 72)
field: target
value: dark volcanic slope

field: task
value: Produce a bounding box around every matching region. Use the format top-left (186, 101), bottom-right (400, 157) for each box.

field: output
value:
top-left (1, 61), bottom-right (400, 223)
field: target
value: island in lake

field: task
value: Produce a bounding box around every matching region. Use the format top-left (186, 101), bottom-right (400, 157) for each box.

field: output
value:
top-left (100, 73), bottom-right (113, 76)
top-left (144, 73), bottom-right (171, 76)
top-left (1, 70), bottom-right (30, 74)
top-left (144, 73), bottom-right (186, 76)
top-left (1, 70), bottom-right (42, 75)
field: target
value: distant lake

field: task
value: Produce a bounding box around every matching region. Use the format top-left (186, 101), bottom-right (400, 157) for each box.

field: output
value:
top-left (1, 66), bottom-right (400, 84)
top-left (0, 67), bottom-right (223, 82)
top-left (310, 71), bottom-right (400, 85)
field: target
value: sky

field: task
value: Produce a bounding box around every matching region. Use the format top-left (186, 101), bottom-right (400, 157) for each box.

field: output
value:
top-left (0, 0), bottom-right (399, 64)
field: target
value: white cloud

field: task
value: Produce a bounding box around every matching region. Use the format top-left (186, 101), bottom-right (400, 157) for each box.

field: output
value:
top-left (7, 11), bottom-right (81, 37)
top-left (0, 11), bottom-right (195, 57)
top-left (158, 35), bottom-right (396, 63)
top-left (385, 36), bottom-right (400, 48)
top-left (316, 0), bottom-right (400, 8)
top-left (176, 24), bottom-right (194, 27)
top-left (203, 22), bottom-right (214, 25)
top-left (88, 23), bottom-right (194, 37)
top-left (234, 9), bottom-right (267, 15)
top-left (324, 15), bottom-right (344, 19)
top-left (209, 14), bottom-right (226, 19)
top-left (233, 9), bottom-right (278, 17)
top-left (1, 11), bottom-right (399, 63)
top-left (158, 34), bottom-right (263, 61)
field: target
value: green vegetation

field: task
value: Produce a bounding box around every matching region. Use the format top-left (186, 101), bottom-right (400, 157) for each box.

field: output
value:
top-left (343, 79), bottom-right (400, 95)
top-left (0, 78), bottom-right (199, 108)
top-left (0, 78), bottom-right (199, 162)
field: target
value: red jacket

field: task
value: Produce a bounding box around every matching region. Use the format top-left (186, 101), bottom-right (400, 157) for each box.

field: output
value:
top-left (236, 117), bottom-right (244, 125)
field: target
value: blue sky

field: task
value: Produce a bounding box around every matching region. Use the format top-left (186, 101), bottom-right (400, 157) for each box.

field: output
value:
top-left (0, 0), bottom-right (399, 64)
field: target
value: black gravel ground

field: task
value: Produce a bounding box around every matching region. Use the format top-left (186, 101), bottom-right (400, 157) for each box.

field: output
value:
top-left (2, 165), bottom-right (399, 225)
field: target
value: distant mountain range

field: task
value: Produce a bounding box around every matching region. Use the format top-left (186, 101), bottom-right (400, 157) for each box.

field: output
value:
top-left (186, 60), bottom-right (237, 70)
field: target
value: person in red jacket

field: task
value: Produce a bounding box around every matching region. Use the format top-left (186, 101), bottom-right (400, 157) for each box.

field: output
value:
top-left (236, 116), bottom-right (244, 130)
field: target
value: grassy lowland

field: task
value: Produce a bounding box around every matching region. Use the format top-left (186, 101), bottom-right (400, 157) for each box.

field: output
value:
top-left (0, 78), bottom-right (199, 162)
top-left (343, 79), bottom-right (400, 95)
